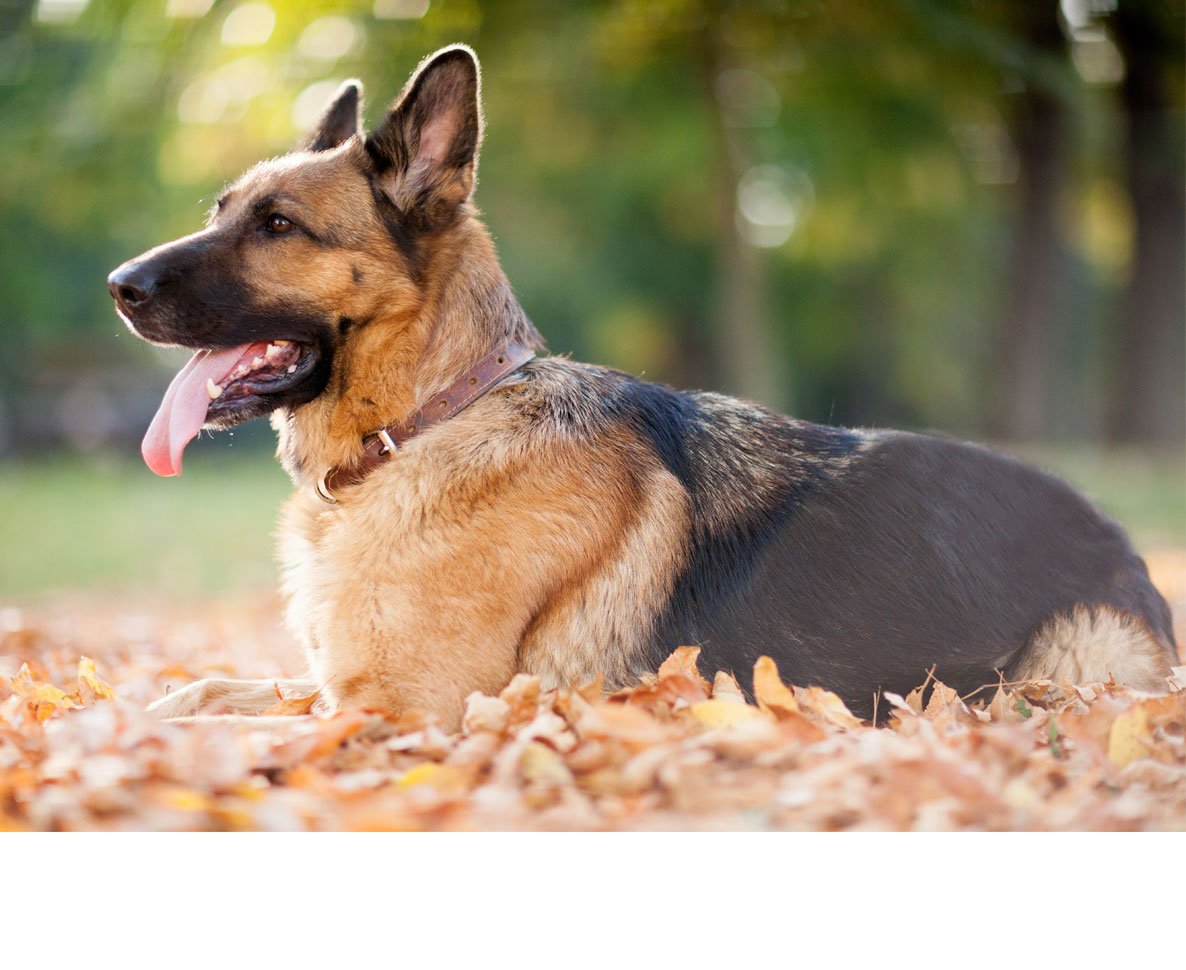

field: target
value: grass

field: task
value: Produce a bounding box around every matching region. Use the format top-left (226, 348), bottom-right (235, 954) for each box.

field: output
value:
top-left (0, 437), bottom-right (1181, 600)
top-left (0, 443), bottom-right (289, 600)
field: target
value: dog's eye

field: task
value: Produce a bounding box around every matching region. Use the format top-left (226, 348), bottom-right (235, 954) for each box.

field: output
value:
top-left (265, 214), bottom-right (294, 234)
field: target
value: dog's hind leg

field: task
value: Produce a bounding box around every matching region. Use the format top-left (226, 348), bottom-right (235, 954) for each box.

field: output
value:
top-left (1007, 605), bottom-right (1176, 692)
top-left (147, 677), bottom-right (319, 719)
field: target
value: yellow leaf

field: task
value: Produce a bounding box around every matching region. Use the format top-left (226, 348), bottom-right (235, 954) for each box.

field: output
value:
top-left (155, 788), bottom-right (210, 812)
top-left (76, 656), bottom-right (116, 704)
top-left (753, 656), bottom-right (800, 719)
top-left (397, 762), bottom-right (467, 794)
top-left (9, 663), bottom-right (79, 722)
top-left (1108, 695), bottom-right (1186, 768)
top-left (687, 699), bottom-right (765, 728)
top-left (520, 742), bottom-right (574, 787)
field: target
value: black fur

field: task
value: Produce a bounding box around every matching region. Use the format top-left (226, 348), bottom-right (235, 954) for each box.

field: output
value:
top-left (306, 80), bottom-right (361, 152)
top-left (365, 46), bottom-right (482, 234)
top-left (517, 360), bottom-right (1176, 719)
top-left (107, 230), bottom-right (336, 424)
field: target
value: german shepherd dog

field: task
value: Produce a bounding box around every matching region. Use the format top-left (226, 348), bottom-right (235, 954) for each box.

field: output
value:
top-left (108, 46), bottom-right (1177, 729)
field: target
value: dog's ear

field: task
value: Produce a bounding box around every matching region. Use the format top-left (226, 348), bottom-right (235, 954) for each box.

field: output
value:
top-left (307, 80), bottom-right (362, 152)
top-left (364, 45), bottom-right (483, 227)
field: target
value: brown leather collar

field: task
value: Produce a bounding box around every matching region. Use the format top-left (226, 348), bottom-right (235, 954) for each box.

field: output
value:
top-left (315, 339), bottom-right (536, 503)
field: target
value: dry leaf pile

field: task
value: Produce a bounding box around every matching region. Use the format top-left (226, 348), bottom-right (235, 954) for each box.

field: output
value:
top-left (1, 598), bottom-right (1183, 831)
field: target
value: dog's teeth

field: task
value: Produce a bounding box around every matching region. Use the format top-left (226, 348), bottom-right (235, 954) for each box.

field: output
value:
top-left (206, 379), bottom-right (222, 399)
top-left (265, 343), bottom-right (285, 362)
top-left (252, 356), bottom-right (265, 369)
top-left (273, 340), bottom-right (291, 347)
top-left (287, 365), bottom-right (297, 373)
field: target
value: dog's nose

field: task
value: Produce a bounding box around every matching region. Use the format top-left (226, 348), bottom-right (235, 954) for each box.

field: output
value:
top-left (107, 263), bottom-right (155, 314)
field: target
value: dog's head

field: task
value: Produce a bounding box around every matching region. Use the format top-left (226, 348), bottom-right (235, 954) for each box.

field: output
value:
top-left (109, 46), bottom-right (484, 476)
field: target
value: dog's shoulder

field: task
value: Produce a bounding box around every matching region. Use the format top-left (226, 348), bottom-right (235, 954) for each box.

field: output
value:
top-left (503, 355), bottom-right (867, 463)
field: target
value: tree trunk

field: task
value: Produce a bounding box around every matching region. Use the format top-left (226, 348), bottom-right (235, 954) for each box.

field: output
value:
top-left (1109, 4), bottom-right (1186, 446)
top-left (697, 15), bottom-right (790, 412)
top-left (989, 12), bottom-right (1070, 442)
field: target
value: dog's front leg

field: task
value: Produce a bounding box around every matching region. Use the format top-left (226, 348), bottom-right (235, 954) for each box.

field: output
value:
top-left (147, 677), bottom-right (319, 719)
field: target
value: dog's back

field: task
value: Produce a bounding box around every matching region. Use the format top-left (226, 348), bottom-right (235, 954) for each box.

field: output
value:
top-left (501, 359), bottom-right (1176, 717)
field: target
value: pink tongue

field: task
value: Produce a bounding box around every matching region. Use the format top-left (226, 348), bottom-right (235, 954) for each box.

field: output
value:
top-left (141, 345), bottom-right (256, 477)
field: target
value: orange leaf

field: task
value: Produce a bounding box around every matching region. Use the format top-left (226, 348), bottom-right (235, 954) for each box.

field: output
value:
top-left (711, 670), bottom-right (746, 704)
top-left (753, 656), bottom-right (800, 719)
top-left (263, 686), bottom-right (321, 716)
top-left (306, 709), bottom-right (372, 759)
top-left (923, 680), bottom-right (960, 718)
top-left (798, 686), bottom-right (863, 729)
top-left (9, 663), bottom-right (79, 722)
top-left (658, 646), bottom-right (711, 692)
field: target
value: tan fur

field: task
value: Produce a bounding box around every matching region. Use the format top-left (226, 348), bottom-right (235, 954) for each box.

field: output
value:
top-left (275, 382), bottom-right (690, 728)
top-left (1009, 605), bottom-right (1174, 692)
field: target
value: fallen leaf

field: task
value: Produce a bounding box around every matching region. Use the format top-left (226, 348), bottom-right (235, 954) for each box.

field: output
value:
top-left (904, 685), bottom-right (925, 714)
top-left (1168, 666), bottom-right (1185, 693)
top-left (74, 657), bottom-right (116, 705)
top-left (499, 673), bottom-right (541, 724)
top-left (687, 699), bottom-right (766, 728)
top-left (923, 680), bottom-right (960, 718)
top-left (621, 673), bottom-right (709, 713)
top-left (711, 670), bottom-right (746, 704)
top-left (988, 687), bottom-right (1025, 723)
top-left (520, 742), bottom-right (574, 787)
top-left (462, 692), bottom-right (511, 735)
top-left (752, 656), bottom-right (800, 719)
top-left (9, 663), bottom-right (79, 722)
top-left (797, 686), bottom-right (863, 729)
top-left (397, 762), bottom-right (467, 795)
top-left (658, 646), bottom-right (711, 693)
top-left (1108, 695), bottom-right (1186, 768)
top-left (263, 686), bottom-right (321, 716)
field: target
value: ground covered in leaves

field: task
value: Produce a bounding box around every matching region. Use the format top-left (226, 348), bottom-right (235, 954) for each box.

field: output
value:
top-left (2, 574), bottom-right (1184, 831)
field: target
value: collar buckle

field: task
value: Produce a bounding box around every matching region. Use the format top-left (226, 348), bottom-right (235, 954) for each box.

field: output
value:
top-left (375, 428), bottom-right (398, 455)
top-left (315, 471), bottom-right (339, 505)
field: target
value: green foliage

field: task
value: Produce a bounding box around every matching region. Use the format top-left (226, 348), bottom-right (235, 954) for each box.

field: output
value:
top-left (0, 0), bottom-right (1181, 444)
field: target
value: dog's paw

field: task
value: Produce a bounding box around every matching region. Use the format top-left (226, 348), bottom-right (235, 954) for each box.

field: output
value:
top-left (147, 678), bottom-right (270, 718)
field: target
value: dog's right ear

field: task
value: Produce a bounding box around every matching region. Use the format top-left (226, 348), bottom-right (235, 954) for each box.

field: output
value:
top-left (307, 80), bottom-right (362, 152)
top-left (364, 45), bottom-right (483, 229)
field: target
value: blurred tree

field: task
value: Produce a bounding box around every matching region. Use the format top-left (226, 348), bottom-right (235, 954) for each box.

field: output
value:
top-left (0, 0), bottom-right (1180, 455)
top-left (1110, 0), bottom-right (1185, 445)
top-left (988, 1), bottom-right (1074, 441)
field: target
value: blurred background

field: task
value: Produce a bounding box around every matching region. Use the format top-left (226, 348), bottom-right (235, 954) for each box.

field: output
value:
top-left (0, 0), bottom-right (1182, 601)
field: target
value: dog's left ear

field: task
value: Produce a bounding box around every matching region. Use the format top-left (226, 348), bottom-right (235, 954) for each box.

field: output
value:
top-left (365, 45), bottom-right (483, 227)
top-left (307, 79), bottom-right (363, 152)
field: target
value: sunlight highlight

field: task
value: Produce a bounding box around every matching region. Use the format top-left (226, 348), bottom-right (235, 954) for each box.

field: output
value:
top-left (221, 3), bottom-right (276, 47)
